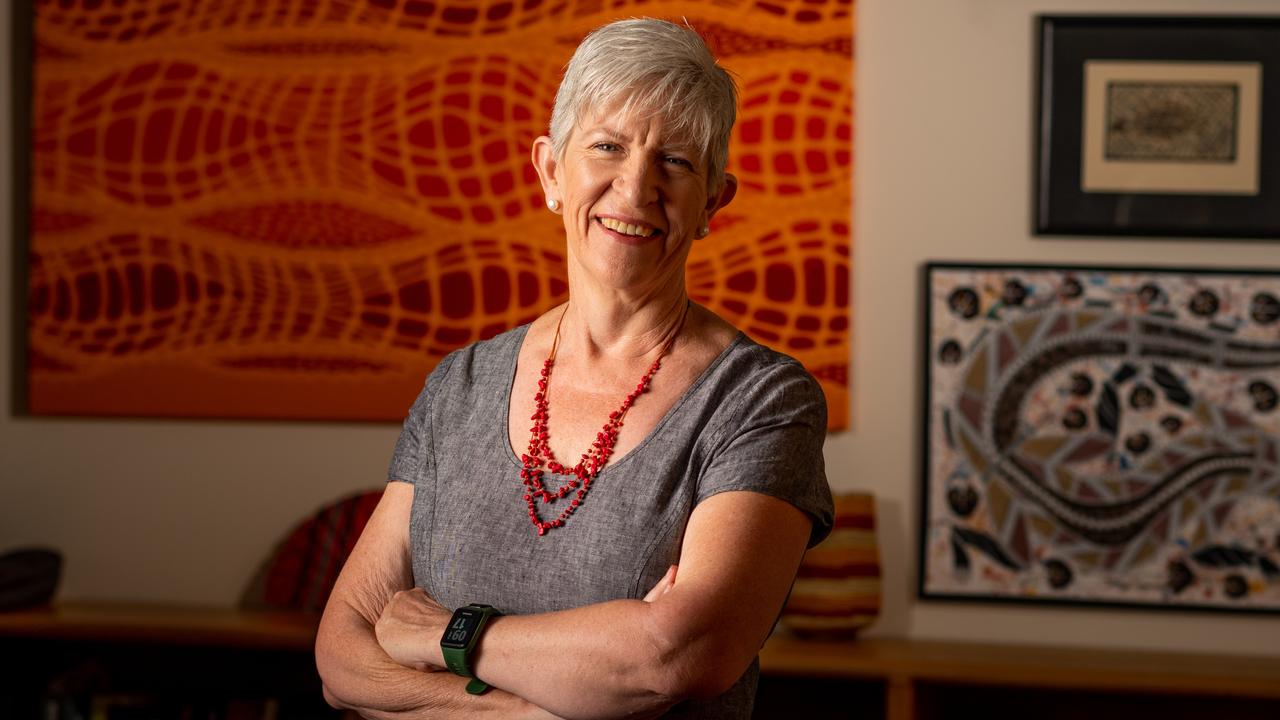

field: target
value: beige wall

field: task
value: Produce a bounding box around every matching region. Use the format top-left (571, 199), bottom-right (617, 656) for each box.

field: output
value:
top-left (3, 1), bottom-right (1279, 655)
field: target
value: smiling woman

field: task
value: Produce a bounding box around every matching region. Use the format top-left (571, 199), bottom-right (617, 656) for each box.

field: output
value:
top-left (315, 18), bottom-right (833, 719)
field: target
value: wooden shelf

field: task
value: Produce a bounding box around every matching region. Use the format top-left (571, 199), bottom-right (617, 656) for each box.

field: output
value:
top-left (759, 635), bottom-right (1280, 699)
top-left (0, 601), bottom-right (318, 650)
top-left (759, 635), bottom-right (1280, 720)
top-left (0, 603), bottom-right (332, 719)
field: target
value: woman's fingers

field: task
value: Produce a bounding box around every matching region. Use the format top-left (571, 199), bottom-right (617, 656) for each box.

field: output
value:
top-left (642, 564), bottom-right (678, 602)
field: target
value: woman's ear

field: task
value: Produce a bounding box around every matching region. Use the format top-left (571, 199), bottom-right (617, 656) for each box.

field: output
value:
top-left (531, 136), bottom-right (559, 204)
top-left (705, 172), bottom-right (738, 221)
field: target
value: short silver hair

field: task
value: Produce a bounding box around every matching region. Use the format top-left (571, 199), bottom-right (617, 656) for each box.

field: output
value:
top-left (549, 18), bottom-right (738, 196)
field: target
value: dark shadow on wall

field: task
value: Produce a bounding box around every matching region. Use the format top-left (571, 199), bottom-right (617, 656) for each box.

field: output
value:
top-left (9, 0), bottom-right (33, 417)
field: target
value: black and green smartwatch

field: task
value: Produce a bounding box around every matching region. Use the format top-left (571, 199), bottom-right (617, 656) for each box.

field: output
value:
top-left (440, 603), bottom-right (501, 694)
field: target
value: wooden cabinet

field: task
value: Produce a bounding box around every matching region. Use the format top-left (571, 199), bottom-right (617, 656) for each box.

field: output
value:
top-left (3, 604), bottom-right (1278, 719)
top-left (0, 603), bottom-right (335, 719)
top-left (756, 636), bottom-right (1280, 720)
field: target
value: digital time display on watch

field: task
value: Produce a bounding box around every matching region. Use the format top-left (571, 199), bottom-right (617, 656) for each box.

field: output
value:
top-left (441, 606), bottom-right (485, 649)
top-left (441, 603), bottom-right (499, 694)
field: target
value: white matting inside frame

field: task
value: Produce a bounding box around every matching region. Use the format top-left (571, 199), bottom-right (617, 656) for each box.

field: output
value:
top-left (1081, 60), bottom-right (1261, 195)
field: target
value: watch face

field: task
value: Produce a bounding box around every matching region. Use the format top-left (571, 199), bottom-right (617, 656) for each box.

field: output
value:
top-left (441, 608), bottom-right (483, 649)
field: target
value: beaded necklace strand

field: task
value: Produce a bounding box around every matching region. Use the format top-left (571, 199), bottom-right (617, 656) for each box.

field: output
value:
top-left (519, 301), bottom-right (691, 536)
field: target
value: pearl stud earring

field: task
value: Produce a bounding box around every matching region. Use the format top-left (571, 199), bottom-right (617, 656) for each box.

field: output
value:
top-left (547, 198), bottom-right (560, 212)
top-left (696, 225), bottom-right (710, 238)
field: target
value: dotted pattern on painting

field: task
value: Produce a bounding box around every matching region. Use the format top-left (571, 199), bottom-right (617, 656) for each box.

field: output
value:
top-left (925, 267), bottom-right (1280, 610)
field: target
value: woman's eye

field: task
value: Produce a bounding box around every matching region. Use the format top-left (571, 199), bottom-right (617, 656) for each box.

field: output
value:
top-left (665, 156), bottom-right (692, 168)
top-left (593, 142), bottom-right (621, 152)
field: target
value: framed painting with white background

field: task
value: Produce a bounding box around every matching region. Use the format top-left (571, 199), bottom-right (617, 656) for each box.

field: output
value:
top-left (919, 262), bottom-right (1280, 613)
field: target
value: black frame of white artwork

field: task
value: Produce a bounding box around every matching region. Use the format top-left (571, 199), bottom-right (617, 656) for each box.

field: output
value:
top-left (1035, 16), bottom-right (1280, 239)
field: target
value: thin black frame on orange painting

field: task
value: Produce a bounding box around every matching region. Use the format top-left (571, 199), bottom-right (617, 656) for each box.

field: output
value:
top-left (918, 261), bottom-right (1280, 614)
top-left (1035, 16), bottom-right (1280, 239)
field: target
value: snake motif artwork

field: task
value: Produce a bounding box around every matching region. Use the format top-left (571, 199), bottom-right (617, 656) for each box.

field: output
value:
top-left (26, 0), bottom-right (853, 426)
top-left (924, 265), bottom-right (1280, 610)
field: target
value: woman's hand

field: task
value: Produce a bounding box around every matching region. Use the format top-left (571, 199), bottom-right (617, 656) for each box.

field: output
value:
top-left (375, 587), bottom-right (452, 671)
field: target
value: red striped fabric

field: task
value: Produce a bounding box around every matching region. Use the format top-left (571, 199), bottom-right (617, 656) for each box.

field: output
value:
top-left (242, 489), bottom-right (382, 614)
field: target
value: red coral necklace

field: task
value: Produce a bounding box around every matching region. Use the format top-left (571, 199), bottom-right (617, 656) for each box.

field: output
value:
top-left (519, 301), bottom-right (690, 536)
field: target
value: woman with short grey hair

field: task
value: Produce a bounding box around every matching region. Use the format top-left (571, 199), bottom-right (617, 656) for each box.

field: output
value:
top-left (316, 18), bottom-right (832, 719)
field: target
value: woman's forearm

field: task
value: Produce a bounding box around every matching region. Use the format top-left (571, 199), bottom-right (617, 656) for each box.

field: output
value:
top-left (375, 571), bottom-right (694, 720)
top-left (316, 597), bottom-right (556, 719)
top-left (470, 598), bottom-right (694, 719)
top-left (402, 589), bottom-right (739, 720)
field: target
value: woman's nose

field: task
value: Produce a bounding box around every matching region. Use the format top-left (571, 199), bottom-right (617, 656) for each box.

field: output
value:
top-left (615, 156), bottom-right (660, 206)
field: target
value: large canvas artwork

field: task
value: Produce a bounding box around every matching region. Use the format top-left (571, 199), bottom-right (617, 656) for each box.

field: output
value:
top-left (24, 0), bottom-right (852, 426)
top-left (921, 263), bottom-right (1280, 612)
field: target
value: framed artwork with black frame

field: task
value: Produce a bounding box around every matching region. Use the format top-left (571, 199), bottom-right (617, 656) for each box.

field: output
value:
top-left (1035, 16), bottom-right (1280, 238)
top-left (920, 262), bottom-right (1280, 613)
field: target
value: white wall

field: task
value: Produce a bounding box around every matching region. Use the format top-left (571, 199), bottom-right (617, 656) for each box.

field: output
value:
top-left (847, 0), bottom-right (1280, 655)
top-left (3, 1), bottom-right (1279, 655)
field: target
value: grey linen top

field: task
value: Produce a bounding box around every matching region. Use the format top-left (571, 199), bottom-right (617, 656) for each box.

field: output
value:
top-left (388, 324), bottom-right (833, 718)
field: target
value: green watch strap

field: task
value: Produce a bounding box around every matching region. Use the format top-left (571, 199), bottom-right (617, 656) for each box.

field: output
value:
top-left (440, 603), bottom-right (500, 695)
top-left (441, 644), bottom-right (470, 676)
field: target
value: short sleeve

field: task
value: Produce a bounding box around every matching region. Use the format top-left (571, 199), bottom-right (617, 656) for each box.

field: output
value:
top-left (697, 360), bottom-right (834, 547)
top-left (387, 352), bottom-right (458, 485)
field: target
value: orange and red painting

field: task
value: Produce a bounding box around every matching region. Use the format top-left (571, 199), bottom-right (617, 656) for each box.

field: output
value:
top-left (26, 0), bottom-right (853, 427)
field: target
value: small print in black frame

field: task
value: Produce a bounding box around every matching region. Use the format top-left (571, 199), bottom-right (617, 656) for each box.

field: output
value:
top-left (1035, 16), bottom-right (1280, 239)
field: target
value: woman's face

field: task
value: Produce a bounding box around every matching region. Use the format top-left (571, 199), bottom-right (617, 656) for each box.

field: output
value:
top-left (533, 102), bottom-right (736, 296)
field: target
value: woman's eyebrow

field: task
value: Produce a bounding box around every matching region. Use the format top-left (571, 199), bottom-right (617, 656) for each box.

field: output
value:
top-left (582, 123), bottom-right (626, 139)
top-left (581, 126), bottom-right (697, 159)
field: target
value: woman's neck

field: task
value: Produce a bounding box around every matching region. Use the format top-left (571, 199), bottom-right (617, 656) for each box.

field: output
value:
top-left (556, 274), bottom-right (691, 362)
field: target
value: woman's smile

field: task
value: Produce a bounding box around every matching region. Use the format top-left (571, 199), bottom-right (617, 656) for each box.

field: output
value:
top-left (594, 215), bottom-right (664, 245)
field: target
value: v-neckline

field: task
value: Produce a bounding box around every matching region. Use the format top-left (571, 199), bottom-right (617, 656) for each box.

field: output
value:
top-left (499, 323), bottom-right (746, 476)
